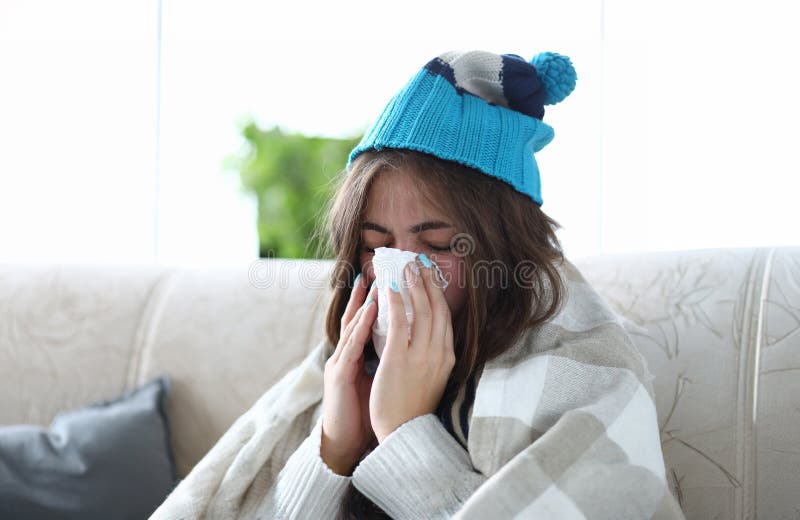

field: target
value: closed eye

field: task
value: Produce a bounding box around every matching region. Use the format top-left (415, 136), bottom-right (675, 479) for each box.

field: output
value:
top-left (363, 243), bottom-right (451, 253)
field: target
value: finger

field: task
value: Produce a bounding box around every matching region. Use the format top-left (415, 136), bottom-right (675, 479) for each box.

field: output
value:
top-left (341, 273), bottom-right (367, 329)
top-left (332, 280), bottom-right (379, 363)
top-left (418, 256), bottom-right (451, 353)
top-left (340, 290), bottom-right (378, 366)
top-left (404, 261), bottom-right (432, 350)
top-left (331, 302), bottom-right (366, 363)
top-left (419, 255), bottom-right (448, 305)
top-left (444, 316), bottom-right (455, 366)
top-left (385, 281), bottom-right (410, 358)
top-left (334, 282), bottom-right (377, 361)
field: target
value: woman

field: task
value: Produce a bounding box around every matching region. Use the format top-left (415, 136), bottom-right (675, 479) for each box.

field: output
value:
top-left (151, 49), bottom-right (685, 519)
top-left (323, 145), bottom-right (569, 518)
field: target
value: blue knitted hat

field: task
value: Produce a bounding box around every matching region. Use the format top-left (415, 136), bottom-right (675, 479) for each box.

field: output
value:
top-left (346, 50), bottom-right (577, 206)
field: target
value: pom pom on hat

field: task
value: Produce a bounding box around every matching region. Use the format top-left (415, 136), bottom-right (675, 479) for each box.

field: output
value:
top-left (530, 52), bottom-right (577, 105)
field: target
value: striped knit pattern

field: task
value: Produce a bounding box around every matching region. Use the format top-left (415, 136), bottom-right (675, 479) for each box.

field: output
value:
top-left (150, 258), bottom-right (686, 520)
top-left (435, 366), bottom-right (482, 450)
top-left (426, 51), bottom-right (547, 119)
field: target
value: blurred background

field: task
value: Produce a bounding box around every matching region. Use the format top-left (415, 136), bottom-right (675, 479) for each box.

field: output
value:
top-left (0, 0), bottom-right (796, 266)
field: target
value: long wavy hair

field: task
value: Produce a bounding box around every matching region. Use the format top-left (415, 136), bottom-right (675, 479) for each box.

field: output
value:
top-left (310, 148), bottom-right (567, 518)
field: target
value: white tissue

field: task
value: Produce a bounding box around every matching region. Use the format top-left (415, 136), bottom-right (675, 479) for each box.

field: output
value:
top-left (370, 247), bottom-right (448, 361)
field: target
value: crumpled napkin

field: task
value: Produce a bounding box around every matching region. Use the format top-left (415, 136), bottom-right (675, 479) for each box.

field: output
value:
top-left (369, 247), bottom-right (449, 364)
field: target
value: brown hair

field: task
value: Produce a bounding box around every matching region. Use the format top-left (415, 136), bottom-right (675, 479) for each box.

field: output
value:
top-left (310, 148), bottom-right (568, 517)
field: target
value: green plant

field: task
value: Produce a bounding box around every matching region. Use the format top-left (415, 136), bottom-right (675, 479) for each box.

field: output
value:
top-left (226, 122), bottom-right (362, 259)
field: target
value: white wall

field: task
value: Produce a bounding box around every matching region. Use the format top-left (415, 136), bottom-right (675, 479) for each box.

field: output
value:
top-left (600, 0), bottom-right (799, 255)
top-left (0, 0), bottom-right (796, 265)
top-left (0, 1), bottom-right (159, 263)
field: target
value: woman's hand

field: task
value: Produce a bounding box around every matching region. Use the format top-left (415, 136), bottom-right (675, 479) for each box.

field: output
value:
top-left (321, 274), bottom-right (378, 476)
top-left (369, 256), bottom-right (456, 444)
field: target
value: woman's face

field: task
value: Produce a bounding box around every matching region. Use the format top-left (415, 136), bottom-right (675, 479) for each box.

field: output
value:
top-left (358, 168), bottom-right (468, 320)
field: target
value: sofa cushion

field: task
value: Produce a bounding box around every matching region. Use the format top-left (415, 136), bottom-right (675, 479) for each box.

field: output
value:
top-left (0, 376), bottom-right (177, 519)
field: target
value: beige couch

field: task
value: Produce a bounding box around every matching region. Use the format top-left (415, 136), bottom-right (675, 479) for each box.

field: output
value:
top-left (1, 246), bottom-right (798, 519)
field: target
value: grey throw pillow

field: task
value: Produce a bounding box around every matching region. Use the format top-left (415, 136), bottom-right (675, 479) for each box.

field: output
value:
top-left (0, 376), bottom-right (177, 520)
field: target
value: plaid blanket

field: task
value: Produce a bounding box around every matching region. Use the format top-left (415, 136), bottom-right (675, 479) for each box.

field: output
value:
top-left (151, 259), bottom-right (685, 519)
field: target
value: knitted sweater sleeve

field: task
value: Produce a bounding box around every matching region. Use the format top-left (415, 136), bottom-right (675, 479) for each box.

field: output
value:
top-left (254, 413), bottom-right (352, 519)
top-left (351, 413), bottom-right (485, 518)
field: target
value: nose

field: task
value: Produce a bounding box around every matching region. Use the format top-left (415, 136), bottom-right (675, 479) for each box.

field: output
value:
top-left (393, 238), bottom-right (422, 255)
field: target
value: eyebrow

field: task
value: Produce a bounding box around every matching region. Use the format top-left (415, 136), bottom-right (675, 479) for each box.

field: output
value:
top-left (361, 220), bottom-right (453, 234)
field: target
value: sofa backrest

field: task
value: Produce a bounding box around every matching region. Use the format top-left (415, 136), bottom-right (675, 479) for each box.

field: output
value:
top-left (574, 246), bottom-right (799, 520)
top-left (0, 259), bottom-right (334, 479)
top-left (1, 246), bottom-right (798, 520)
